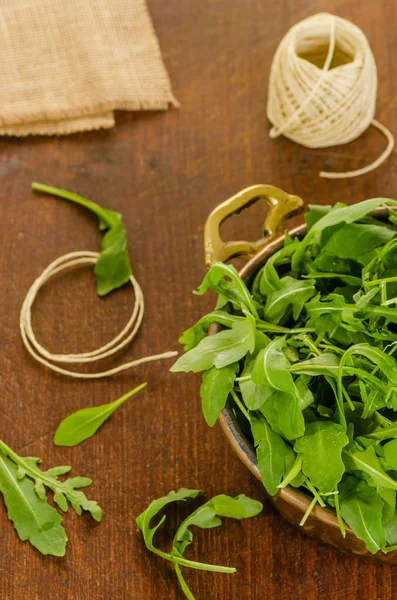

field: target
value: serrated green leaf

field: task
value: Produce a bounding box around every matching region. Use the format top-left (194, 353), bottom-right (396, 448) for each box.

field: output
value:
top-left (339, 476), bottom-right (385, 554)
top-left (294, 422), bottom-right (348, 493)
top-left (0, 453), bottom-right (66, 556)
top-left (171, 316), bottom-right (255, 373)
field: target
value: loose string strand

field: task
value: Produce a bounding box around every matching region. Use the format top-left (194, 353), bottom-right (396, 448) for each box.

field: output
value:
top-left (20, 251), bottom-right (177, 379)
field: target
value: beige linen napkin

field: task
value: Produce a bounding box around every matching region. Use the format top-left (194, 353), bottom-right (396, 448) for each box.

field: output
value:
top-left (0, 0), bottom-right (177, 135)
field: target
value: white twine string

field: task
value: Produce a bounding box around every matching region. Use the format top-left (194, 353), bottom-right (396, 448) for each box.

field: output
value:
top-left (20, 251), bottom-right (177, 378)
top-left (267, 12), bottom-right (395, 179)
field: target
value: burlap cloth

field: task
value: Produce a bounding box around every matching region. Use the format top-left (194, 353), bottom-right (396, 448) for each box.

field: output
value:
top-left (0, 0), bottom-right (177, 136)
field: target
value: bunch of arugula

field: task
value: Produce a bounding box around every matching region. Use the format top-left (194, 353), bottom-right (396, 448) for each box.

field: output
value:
top-left (172, 198), bottom-right (397, 555)
top-left (137, 488), bottom-right (262, 600)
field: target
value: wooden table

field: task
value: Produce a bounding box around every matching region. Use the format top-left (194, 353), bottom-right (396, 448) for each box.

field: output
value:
top-left (0, 1), bottom-right (396, 598)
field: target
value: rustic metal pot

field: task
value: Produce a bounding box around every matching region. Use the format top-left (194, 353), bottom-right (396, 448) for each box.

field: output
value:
top-left (204, 184), bottom-right (395, 563)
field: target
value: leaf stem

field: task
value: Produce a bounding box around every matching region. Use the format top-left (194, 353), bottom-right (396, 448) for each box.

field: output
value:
top-left (32, 183), bottom-right (113, 227)
top-left (230, 390), bottom-right (250, 421)
top-left (304, 481), bottom-right (326, 508)
top-left (299, 496), bottom-right (317, 527)
top-left (367, 276), bottom-right (397, 287)
top-left (334, 493), bottom-right (346, 538)
top-left (150, 545), bottom-right (236, 573)
top-left (278, 456), bottom-right (302, 489)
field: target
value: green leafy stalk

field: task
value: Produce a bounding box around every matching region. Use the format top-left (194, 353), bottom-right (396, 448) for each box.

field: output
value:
top-left (32, 182), bottom-right (132, 296)
top-left (0, 439), bottom-right (102, 556)
top-left (136, 489), bottom-right (263, 599)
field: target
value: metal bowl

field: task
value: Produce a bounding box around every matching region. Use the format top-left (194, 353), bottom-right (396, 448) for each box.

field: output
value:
top-left (205, 185), bottom-right (395, 563)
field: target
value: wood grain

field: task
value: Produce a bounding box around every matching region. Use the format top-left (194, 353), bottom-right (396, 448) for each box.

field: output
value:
top-left (0, 0), bottom-right (397, 598)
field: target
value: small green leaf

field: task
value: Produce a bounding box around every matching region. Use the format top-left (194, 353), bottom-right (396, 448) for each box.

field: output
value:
top-left (343, 445), bottom-right (397, 491)
top-left (294, 422), bottom-right (348, 493)
top-left (54, 383), bottom-right (147, 446)
top-left (251, 337), bottom-right (295, 394)
top-left (178, 312), bottom-right (244, 351)
top-left (32, 182), bottom-right (131, 296)
top-left (385, 511), bottom-right (397, 545)
top-left (339, 476), bottom-right (385, 554)
top-left (200, 364), bottom-right (238, 426)
top-left (383, 439), bottom-right (397, 470)
top-left (260, 391), bottom-right (305, 441)
top-left (195, 263), bottom-right (257, 316)
top-left (251, 413), bottom-right (293, 495)
top-left (263, 276), bottom-right (316, 324)
top-left (171, 316), bottom-right (255, 373)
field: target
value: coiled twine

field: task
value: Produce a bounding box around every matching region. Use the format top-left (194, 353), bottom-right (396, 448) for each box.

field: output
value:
top-left (267, 13), bottom-right (394, 178)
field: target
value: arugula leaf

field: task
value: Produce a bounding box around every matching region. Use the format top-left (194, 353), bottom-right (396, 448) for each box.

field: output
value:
top-left (385, 511), bottom-right (397, 545)
top-left (263, 276), bottom-right (316, 324)
top-left (171, 315), bottom-right (255, 373)
top-left (54, 383), bottom-right (147, 446)
top-left (200, 364), bottom-right (238, 426)
top-left (260, 391), bottom-right (305, 441)
top-left (322, 222), bottom-right (395, 263)
top-left (0, 440), bottom-right (102, 555)
top-left (383, 439), bottom-right (397, 470)
top-left (251, 337), bottom-right (294, 394)
top-left (179, 312), bottom-right (245, 351)
top-left (339, 476), bottom-right (385, 554)
top-left (137, 489), bottom-right (263, 600)
top-left (343, 444), bottom-right (397, 491)
top-left (32, 182), bottom-right (131, 296)
top-left (294, 422), bottom-right (348, 493)
top-left (239, 357), bottom-right (275, 410)
top-left (0, 453), bottom-right (66, 556)
top-left (195, 263), bottom-right (257, 316)
top-left (251, 413), bottom-right (293, 495)
top-left (304, 204), bottom-right (333, 230)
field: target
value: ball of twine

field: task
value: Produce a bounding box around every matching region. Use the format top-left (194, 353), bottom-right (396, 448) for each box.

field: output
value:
top-left (267, 12), bottom-right (394, 179)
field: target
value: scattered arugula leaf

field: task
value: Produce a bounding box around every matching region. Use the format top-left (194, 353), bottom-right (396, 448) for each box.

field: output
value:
top-left (32, 182), bottom-right (132, 296)
top-left (136, 488), bottom-right (262, 600)
top-left (54, 382), bottom-right (147, 446)
top-left (173, 199), bottom-right (397, 554)
top-left (0, 439), bottom-right (102, 556)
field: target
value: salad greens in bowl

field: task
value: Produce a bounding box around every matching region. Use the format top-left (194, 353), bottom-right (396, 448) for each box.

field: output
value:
top-left (172, 197), bottom-right (397, 561)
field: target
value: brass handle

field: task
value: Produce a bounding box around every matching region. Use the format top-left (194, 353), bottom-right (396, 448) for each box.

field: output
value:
top-left (204, 184), bottom-right (304, 266)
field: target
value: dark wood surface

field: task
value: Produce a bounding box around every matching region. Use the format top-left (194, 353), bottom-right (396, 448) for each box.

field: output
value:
top-left (1, 1), bottom-right (397, 598)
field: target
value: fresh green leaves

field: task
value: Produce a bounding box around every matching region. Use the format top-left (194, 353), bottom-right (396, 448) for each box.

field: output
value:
top-left (136, 488), bottom-right (263, 600)
top-left (174, 200), bottom-right (397, 555)
top-left (294, 422), bottom-right (348, 493)
top-left (200, 365), bottom-right (238, 426)
top-left (54, 383), bottom-right (147, 446)
top-left (0, 440), bottom-right (102, 556)
top-left (32, 182), bottom-right (132, 296)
